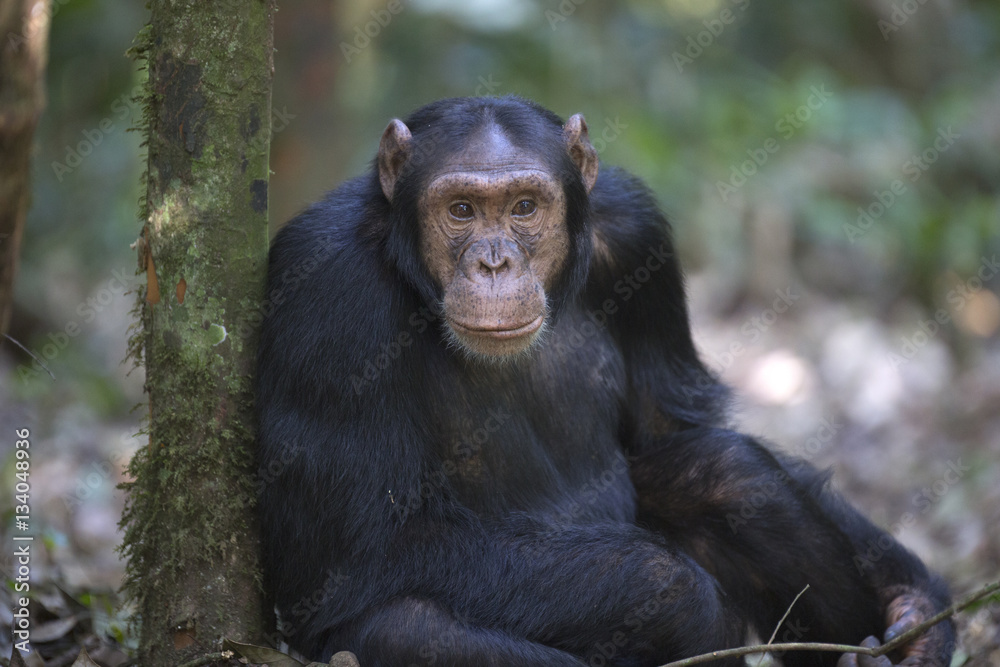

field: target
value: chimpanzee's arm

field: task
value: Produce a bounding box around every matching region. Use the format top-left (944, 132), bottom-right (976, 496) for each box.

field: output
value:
top-left (628, 428), bottom-right (953, 666)
top-left (586, 168), bottom-right (953, 665)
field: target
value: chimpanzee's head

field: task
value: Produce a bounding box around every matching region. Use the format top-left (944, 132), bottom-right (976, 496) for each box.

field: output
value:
top-left (377, 96), bottom-right (598, 360)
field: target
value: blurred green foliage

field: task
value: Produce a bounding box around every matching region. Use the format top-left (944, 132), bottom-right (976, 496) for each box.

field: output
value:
top-left (8, 0), bottom-right (1000, 411)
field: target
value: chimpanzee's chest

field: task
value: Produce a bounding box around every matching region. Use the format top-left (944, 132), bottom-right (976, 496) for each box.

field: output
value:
top-left (427, 309), bottom-right (635, 524)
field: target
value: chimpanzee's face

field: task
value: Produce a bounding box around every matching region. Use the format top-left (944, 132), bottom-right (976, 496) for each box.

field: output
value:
top-left (415, 127), bottom-right (571, 358)
top-left (377, 115), bottom-right (597, 360)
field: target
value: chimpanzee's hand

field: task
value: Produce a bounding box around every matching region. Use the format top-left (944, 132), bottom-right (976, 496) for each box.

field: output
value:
top-left (837, 589), bottom-right (955, 667)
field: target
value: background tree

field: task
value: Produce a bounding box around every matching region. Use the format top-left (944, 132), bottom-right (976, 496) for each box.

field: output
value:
top-left (0, 0), bottom-right (50, 336)
top-left (118, 1), bottom-right (275, 665)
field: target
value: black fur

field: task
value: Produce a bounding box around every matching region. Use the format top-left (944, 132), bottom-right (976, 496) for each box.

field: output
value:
top-left (256, 96), bottom-right (953, 666)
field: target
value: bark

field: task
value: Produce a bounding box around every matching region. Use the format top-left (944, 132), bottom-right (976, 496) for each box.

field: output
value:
top-left (0, 0), bottom-right (51, 336)
top-left (120, 1), bottom-right (275, 665)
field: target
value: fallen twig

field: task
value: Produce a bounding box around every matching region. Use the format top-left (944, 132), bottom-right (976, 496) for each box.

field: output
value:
top-left (660, 579), bottom-right (1000, 667)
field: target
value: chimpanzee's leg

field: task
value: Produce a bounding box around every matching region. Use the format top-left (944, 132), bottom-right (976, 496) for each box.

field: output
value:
top-left (324, 598), bottom-right (588, 667)
top-left (324, 522), bottom-right (746, 667)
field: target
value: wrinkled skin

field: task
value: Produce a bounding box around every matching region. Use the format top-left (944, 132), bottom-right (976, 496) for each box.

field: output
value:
top-left (378, 114), bottom-right (597, 359)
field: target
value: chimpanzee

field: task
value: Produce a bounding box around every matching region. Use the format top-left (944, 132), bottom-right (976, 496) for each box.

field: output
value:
top-left (256, 96), bottom-right (954, 667)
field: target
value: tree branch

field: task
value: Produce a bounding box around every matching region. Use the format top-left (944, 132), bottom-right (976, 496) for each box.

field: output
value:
top-left (3, 333), bottom-right (56, 379)
top-left (660, 579), bottom-right (1000, 667)
top-left (756, 584), bottom-right (809, 667)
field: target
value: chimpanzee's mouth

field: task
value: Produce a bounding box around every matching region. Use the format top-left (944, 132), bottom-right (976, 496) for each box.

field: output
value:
top-left (450, 315), bottom-right (544, 339)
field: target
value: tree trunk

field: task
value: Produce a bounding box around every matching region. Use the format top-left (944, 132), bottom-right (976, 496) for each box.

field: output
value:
top-left (120, 2), bottom-right (275, 665)
top-left (0, 0), bottom-right (51, 336)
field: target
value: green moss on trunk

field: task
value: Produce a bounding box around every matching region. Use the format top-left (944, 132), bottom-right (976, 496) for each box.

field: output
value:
top-left (120, 2), bottom-right (275, 664)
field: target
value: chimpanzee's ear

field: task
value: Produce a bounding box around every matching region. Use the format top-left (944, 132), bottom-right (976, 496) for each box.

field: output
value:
top-left (563, 113), bottom-right (598, 193)
top-left (377, 119), bottom-right (412, 202)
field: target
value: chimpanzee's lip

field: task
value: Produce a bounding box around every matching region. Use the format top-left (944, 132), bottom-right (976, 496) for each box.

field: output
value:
top-left (450, 315), bottom-right (544, 339)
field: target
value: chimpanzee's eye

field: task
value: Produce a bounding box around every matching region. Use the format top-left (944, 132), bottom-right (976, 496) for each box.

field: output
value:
top-left (512, 200), bottom-right (536, 217)
top-left (449, 202), bottom-right (474, 219)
